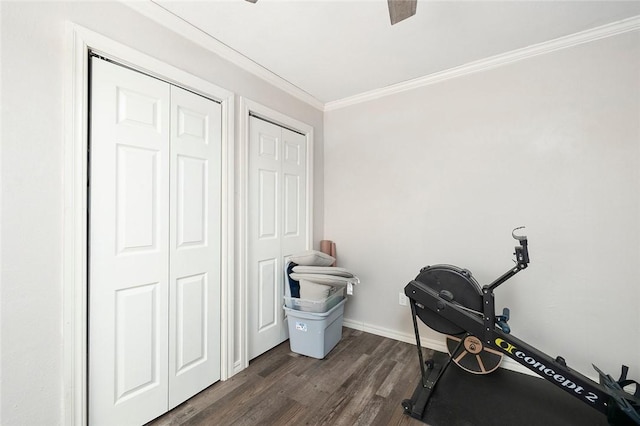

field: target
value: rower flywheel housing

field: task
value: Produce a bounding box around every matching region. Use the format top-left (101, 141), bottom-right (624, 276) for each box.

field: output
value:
top-left (413, 264), bottom-right (483, 336)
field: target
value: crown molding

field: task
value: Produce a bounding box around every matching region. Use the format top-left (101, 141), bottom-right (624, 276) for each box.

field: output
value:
top-left (122, 0), bottom-right (325, 111)
top-left (117, 3), bottom-right (638, 113)
top-left (324, 15), bottom-right (640, 111)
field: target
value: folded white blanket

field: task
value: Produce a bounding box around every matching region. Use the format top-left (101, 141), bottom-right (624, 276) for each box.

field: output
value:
top-left (299, 280), bottom-right (335, 301)
top-left (292, 265), bottom-right (354, 278)
top-left (288, 250), bottom-right (335, 266)
top-left (289, 272), bottom-right (359, 287)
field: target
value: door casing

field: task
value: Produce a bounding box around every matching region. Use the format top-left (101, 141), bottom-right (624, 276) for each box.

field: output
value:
top-left (63, 23), bottom-right (235, 426)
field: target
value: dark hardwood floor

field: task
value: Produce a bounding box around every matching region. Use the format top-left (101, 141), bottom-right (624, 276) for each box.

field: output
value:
top-left (148, 327), bottom-right (430, 426)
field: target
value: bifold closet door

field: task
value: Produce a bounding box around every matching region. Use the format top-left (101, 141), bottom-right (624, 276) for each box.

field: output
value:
top-left (89, 58), bottom-right (221, 425)
top-left (247, 117), bottom-right (307, 360)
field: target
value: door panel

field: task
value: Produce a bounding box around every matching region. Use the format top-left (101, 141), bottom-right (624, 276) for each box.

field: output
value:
top-left (90, 58), bottom-right (170, 426)
top-left (248, 117), bottom-right (308, 360)
top-left (168, 85), bottom-right (221, 409)
top-left (258, 169), bottom-right (278, 238)
top-left (115, 282), bottom-right (161, 402)
top-left (176, 155), bottom-right (207, 247)
top-left (258, 257), bottom-right (278, 331)
top-left (116, 87), bottom-right (162, 130)
top-left (174, 273), bottom-right (207, 372)
top-left (283, 173), bottom-right (300, 237)
top-left (116, 146), bottom-right (160, 253)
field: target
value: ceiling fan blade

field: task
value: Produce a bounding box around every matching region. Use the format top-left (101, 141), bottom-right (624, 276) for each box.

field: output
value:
top-left (245, 0), bottom-right (258, 3)
top-left (388, 0), bottom-right (417, 25)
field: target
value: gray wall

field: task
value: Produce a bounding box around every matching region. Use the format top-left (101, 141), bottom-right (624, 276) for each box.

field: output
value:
top-left (325, 31), bottom-right (639, 378)
top-left (0, 2), bottom-right (323, 424)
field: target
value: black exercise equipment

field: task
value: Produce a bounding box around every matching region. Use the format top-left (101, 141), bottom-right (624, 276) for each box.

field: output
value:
top-left (401, 228), bottom-right (640, 425)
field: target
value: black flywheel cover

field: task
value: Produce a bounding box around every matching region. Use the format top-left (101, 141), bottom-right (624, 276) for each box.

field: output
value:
top-left (414, 264), bottom-right (482, 335)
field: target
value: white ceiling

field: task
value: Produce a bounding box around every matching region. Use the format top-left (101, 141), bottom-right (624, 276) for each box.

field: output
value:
top-left (152, 0), bottom-right (640, 104)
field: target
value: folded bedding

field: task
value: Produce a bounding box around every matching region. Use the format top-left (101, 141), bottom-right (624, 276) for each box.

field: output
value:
top-left (285, 262), bottom-right (300, 298)
top-left (286, 250), bottom-right (358, 303)
top-left (289, 273), bottom-right (359, 287)
top-left (288, 250), bottom-right (335, 266)
top-left (298, 280), bottom-right (335, 301)
top-left (291, 265), bottom-right (354, 278)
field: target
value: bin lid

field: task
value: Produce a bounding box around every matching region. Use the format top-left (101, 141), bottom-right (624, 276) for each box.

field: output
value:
top-left (282, 297), bottom-right (346, 319)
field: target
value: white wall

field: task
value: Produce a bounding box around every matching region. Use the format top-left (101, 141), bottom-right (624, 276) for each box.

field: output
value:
top-left (325, 31), bottom-right (640, 378)
top-left (0, 2), bottom-right (323, 425)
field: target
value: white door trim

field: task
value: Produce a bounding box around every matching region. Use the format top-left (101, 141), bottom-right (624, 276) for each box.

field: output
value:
top-left (63, 23), bottom-right (235, 426)
top-left (237, 97), bottom-right (314, 371)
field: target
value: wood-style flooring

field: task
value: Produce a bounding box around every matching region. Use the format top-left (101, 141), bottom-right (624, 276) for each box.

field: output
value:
top-left (147, 328), bottom-right (430, 426)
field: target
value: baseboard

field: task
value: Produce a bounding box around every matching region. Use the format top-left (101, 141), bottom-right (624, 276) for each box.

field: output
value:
top-left (343, 317), bottom-right (446, 352)
top-left (342, 317), bottom-right (535, 377)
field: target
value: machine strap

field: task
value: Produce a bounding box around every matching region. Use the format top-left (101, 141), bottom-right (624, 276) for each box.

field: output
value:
top-left (618, 366), bottom-right (640, 398)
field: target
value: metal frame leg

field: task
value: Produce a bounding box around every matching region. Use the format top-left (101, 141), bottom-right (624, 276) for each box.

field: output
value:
top-left (403, 301), bottom-right (467, 421)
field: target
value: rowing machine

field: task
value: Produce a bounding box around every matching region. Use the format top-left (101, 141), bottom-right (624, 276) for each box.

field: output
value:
top-left (401, 228), bottom-right (640, 425)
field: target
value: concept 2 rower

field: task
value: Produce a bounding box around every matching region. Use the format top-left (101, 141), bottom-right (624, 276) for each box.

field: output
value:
top-left (401, 229), bottom-right (640, 425)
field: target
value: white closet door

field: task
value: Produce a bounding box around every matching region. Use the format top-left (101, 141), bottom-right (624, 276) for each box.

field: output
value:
top-left (90, 59), bottom-right (223, 424)
top-left (248, 117), bottom-right (307, 360)
top-left (89, 58), bottom-right (170, 426)
top-left (168, 86), bottom-right (221, 408)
